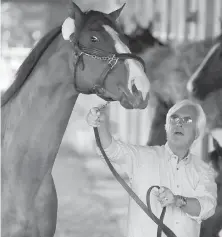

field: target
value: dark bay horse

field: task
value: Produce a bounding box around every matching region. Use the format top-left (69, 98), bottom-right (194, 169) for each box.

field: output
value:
top-left (1, 2), bottom-right (151, 237)
top-left (187, 35), bottom-right (222, 100)
top-left (138, 37), bottom-right (217, 145)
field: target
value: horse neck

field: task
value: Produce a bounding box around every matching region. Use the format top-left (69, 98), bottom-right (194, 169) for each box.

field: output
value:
top-left (2, 34), bottom-right (79, 172)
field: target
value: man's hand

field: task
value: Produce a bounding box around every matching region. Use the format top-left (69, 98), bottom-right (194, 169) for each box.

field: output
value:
top-left (86, 104), bottom-right (112, 149)
top-left (155, 186), bottom-right (175, 208)
top-left (86, 105), bottom-right (108, 127)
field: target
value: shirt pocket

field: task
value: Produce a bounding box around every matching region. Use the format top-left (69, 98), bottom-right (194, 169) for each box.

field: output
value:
top-left (185, 166), bottom-right (200, 191)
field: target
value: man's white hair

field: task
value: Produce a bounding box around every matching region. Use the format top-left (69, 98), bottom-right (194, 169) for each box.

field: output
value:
top-left (165, 99), bottom-right (207, 140)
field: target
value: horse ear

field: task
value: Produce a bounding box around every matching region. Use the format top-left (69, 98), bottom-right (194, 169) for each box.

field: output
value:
top-left (68, 1), bottom-right (84, 25)
top-left (108, 4), bottom-right (125, 21)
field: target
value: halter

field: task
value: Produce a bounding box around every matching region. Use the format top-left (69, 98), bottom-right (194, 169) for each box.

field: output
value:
top-left (69, 28), bottom-right (146, 100)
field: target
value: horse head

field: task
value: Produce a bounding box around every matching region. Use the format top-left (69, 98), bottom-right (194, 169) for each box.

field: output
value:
top-left (64, 1), bottom-right (150, 109)
top-left (187, 34), bottom-right (222, 100)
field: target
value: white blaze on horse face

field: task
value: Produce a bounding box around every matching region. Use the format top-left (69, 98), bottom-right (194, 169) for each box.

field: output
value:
top-left (103, 25), bottom-right (150, 100)
top-left (187, 42), bottom-right (220, 92)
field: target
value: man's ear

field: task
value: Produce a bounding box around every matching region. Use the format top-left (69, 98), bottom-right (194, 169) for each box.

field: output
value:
top-left (165, 123), bottom-right (171, 134)
top-left (195, 132), bottom-right (199, 140)
top-left (194, 126), bottom-right (200, 140)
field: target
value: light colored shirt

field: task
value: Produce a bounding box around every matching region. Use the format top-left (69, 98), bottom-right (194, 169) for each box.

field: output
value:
top-left (96, 138), bottom-right (217, 237)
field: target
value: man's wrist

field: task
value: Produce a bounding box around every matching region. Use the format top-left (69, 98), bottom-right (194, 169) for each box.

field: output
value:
top-left (174, 195), bottom-right (187, 208)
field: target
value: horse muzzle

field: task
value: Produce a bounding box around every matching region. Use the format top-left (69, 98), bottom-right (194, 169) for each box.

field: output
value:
top-left (119, 87), bottom-right (150, 109)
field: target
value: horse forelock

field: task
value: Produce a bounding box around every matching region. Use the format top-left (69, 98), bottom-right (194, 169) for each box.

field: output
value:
top-left (83, 10), bottom-right (117, 29)
top-left (83, 9), bottom-right (130, 45)
top-left (1, 26), bottom-right (62, 107)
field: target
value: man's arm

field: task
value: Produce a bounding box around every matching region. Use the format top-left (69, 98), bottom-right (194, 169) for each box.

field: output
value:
top-left (88, 107), bottom-right (112, 149)
top-left (174, 196), bottom-right (201, 217)
top-left (157, 162), bottom-right (217, 223)
top-left (157, 188), bottom-right (201, 217)
top-left (86, 107), bottom-right (141, 177)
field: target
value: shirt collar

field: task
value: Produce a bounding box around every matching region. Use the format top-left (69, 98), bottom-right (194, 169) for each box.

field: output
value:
top-left (165, 142), bottom-right (191, 165)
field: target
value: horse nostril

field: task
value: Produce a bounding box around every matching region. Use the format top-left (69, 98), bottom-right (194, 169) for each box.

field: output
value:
top-left (192, 85), bottom-right (198, 94)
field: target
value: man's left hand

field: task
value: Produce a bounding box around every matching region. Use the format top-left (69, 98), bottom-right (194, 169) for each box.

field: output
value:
top-left (155, 186), bottom-right (175, 208)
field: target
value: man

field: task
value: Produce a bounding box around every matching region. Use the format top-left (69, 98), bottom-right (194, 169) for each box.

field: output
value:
top-left (86, 99), bottom-right (217, 237)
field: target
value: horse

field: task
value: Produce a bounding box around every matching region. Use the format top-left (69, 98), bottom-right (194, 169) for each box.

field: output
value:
top-left (137, 36), bottom-right (217, 145)
top-left (1, 2), bottom-right (151, 236)
top-left (187, 35), bottom-right (222, 101)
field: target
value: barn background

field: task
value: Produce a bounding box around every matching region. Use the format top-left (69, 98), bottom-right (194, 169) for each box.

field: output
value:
top-left (1, 0), bottom-right (222, 236)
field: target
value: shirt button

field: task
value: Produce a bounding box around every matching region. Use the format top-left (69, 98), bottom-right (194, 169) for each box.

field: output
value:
top-left (177, 185), bottom-right (180, 188)
top-left (176, 167), bottom-right (179, 170)
top-left (175, 221), bottom-right (179, 224)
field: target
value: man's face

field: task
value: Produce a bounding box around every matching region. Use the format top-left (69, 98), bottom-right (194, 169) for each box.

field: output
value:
top-left (167, 105), bottom-right (198, 148)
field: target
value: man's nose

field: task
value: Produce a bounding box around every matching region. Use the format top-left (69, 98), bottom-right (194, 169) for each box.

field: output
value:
top-left (176, 120), bottom-right (183, 126)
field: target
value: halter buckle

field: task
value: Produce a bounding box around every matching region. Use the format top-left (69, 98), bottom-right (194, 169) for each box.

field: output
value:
top-left (108, 55), bottom-right (119, 69)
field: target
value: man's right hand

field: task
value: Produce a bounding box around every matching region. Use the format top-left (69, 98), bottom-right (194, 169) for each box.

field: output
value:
top-left (86, 106), bottom-right (107, 127)
top-left (86, 105), bottom-right (112, 149)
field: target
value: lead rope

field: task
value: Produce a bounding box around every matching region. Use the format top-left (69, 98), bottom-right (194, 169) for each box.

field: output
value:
top-left (93, 103), bottom-right (177, 237)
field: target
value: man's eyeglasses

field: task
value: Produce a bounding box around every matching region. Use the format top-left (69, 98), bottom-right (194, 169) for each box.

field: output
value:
top-left (170, 114), bottom-right (193, 125)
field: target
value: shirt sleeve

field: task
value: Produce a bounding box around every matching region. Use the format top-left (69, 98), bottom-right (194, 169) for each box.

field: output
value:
top-left (95, 137), bottom-right (142, 179)
top-left (187, 162), bottom-right (217, 224)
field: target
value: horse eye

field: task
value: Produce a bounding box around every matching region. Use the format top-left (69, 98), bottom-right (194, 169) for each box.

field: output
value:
top-left (91, 36), bottom-right (99, 42)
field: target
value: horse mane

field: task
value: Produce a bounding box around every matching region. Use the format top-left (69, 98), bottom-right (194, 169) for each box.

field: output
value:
top-left (1, 26), bottom-right (62, 107)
